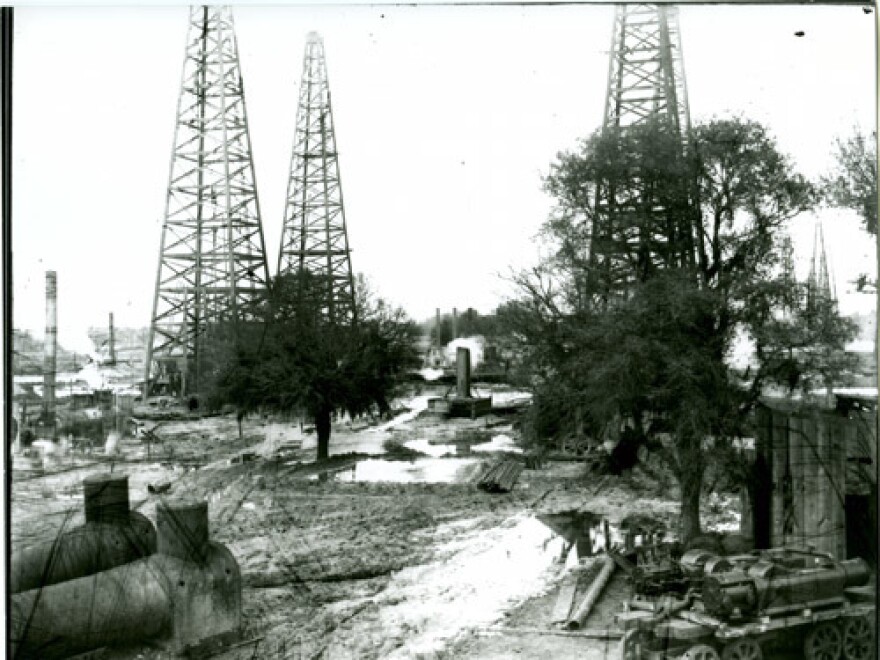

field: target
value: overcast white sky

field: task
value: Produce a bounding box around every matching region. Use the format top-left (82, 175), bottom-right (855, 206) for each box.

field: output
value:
top-left (11, 3), bottom-right (877, 353)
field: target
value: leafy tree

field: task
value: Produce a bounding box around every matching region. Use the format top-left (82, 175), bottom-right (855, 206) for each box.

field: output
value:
top-left (823, 129), bottom-right (877, 234)
top-left (203, 271), bottom-right (421, 459)
top-left (507, 117), bottom-right (855, 541)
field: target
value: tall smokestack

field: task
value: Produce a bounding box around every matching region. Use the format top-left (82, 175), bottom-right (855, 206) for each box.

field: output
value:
top-left (43, 270), bottom-right (57, 440)
top-left (456, 347), bottom-right (471, 399)
top-left (435, 308), bottom-right (442, 349)
top-left (452, 307), bottom-right (458, 339)
top-left (109, 312), bottom-right (116, 366)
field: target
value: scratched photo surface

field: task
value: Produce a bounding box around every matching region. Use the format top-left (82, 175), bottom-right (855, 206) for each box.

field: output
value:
top-left (8, 3), bottom-right (877, 659)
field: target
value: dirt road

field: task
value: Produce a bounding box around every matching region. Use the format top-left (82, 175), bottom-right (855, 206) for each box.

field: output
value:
top-left (11, 390), bottom-right (736, 659)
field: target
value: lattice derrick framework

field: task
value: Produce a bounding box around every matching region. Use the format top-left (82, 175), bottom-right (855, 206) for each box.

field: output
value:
top-left (278, 32), bottom-right (356, 327)
top-left (589, 4), bottom-right (693, 299)
top-left (147, 5), bottom-right (270, 380)
top-left (603, 4), bottom-right (690, 137)
top-left (808, 222), bottom-right (836, 305)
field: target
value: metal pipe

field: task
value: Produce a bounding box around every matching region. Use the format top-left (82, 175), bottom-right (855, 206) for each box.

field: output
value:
top-left (42, 270), bottom-right (57, 440)
top-left (566, 555), bottom-right (616, 629)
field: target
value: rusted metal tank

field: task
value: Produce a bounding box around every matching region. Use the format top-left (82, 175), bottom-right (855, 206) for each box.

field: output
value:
top-left (702, 556), bottom-right (870, 619)
top-left (11, 474), bottom-right (156, 594)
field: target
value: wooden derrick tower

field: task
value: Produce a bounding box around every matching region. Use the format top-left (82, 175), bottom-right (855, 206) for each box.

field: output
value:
top-left (807, 221), bottom-right (836, 309)
top-left (278, 32), bottom-right (357, 326)
top-left (588, 4), bottom-right (692, 302)
top-left (145, 5), bottom-right (270, 397)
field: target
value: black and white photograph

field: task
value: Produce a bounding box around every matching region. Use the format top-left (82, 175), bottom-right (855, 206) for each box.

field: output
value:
top-left (4, 2), bottom-right (878, 658)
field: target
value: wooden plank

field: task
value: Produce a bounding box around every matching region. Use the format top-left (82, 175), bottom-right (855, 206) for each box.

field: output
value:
top-left (550, 573), bottom-right (580, 624)
top-left (830, 417), bottom-right (847, 559)
top-left (476, 626), bottom-right (623, 640)
top-left (770, 410), bottom-right (785, 547)
top-left (788, 414), bottom-right (804, 548)
top-left (800, 415), bottom-right (819, 551)
top-left (816, 415), bottom-right (834, 557)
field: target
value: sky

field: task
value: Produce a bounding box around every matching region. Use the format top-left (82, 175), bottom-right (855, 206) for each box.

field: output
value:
top-left (11, 3), bottom-right (877, 353)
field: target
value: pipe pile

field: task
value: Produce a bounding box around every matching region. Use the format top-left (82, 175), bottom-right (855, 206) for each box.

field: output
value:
top-left (477, 459), bottom-right (524, 493)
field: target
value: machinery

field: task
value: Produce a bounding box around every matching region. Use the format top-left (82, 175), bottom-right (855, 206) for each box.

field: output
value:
top-left (617, 547), bottom-right (875, 660)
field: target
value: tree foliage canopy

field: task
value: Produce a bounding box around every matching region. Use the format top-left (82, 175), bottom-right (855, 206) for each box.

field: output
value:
top-left (201, 271), bottom-right (421, 458)
top-left (823, 129), bottom-right (877, 235)
top-left (507, 117), bottom-right (856, 540)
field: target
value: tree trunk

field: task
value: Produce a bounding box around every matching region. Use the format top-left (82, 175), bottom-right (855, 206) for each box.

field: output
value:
top-left (680, 468), bottom-right (703, 544)
top-left (316, 406), bottom-right (332, 461)
top-left (376, 394), bottom-right (391, 420)
top-left (678, 435), bottom-right (705, 544)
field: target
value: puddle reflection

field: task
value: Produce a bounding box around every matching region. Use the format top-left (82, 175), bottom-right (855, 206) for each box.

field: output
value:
top-left (334, 458), bottom-right (484, 484)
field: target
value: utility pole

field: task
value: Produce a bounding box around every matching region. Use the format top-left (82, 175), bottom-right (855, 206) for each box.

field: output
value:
top-left (145, 6), bottom-right (270, 399)
top-left (278, 32), bottom-right (356, 327)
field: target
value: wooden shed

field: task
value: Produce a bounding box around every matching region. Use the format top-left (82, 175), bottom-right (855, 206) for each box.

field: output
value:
top-left (742, 397), bottom-right (877, 564)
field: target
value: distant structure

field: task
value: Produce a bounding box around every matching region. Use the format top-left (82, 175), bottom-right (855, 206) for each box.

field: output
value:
top-left (278, 32), bottom-right (356, 326)
top-left (145, 6), bottom-right (270, 397)
top-left (602, 5), bottom-right (690, 137)
top-left (779, 234), bottom-right (799, 316)
top-left (107, 312), bottom-right (117, 367)
top-left (588, 4), bottom-right (691, 301)
top-left (807, 221), bottom-right (836, 308)
top-left (43, 270), bottom-right (57, 439)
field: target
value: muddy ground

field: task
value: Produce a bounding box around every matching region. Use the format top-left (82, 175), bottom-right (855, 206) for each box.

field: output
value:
top-left (11, 385), bottom-right (740, 660)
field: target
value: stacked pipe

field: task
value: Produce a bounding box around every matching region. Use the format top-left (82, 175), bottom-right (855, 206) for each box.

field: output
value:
top-left (11, 474), bottom-right (156, 594)
top-left (477, 459), bottom-right (524, 493)
top-left (11, 498), bottom-right (241, 659)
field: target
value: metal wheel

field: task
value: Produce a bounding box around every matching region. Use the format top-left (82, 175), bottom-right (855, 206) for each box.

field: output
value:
top-left (842, 616), bottom-right (875, 660)
top-left (804, 622), bottom-right (843, 660)
top-left (721, 638), bottom-right (762, 660)
top-left (681, 644), bottom-right (721, 660)
top-left (620, 629), bottom-right (642, 660)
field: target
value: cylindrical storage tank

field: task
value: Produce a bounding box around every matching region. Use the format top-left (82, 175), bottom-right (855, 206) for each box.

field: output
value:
top-left (157, 499), bottom-right (209, 564)
top-left (10, 559), bottom-right (173, 659)
top-left (84, 473), bottom-right (130, 523)
top-left (11, 511), bottom-right (156, 593)
top-left (456, 347), bottom-right (471, 399)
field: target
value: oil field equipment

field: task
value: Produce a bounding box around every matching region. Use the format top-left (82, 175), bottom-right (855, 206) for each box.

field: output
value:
top-left (617, 547), bottom-right (875, 660)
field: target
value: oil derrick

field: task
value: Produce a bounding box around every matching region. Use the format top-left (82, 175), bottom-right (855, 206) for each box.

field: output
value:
top-left (807, 221), bottom-right (836, 311)
top-left (145, 6), bottom-right (270, 398)
top-left (780, 235), bottom-right (799, 316)
top-left (278, 32), bottom-right (356, 326)
top-left (588, 4), bottom-right (692, 302)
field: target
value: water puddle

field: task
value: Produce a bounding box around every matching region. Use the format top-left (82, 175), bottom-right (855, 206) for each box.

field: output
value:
top-left (402, 438), bottom-right (458, 457)
top-left (471, 434), bottom-right (523, 454)
top-left (334, 457), bottom-right (484, 484)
